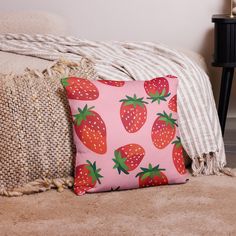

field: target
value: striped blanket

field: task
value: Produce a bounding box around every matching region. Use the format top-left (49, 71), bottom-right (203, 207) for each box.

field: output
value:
top-left (0, 34), bottom-right (229, 176)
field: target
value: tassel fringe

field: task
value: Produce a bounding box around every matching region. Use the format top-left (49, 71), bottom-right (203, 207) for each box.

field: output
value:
top-left (191, 153), bottom-right (235, 177)
top-left (0, 177), bottom-right (74, 197)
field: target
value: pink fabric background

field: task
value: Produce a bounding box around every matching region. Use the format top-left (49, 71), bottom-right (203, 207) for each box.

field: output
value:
top-left (68, 78), bottom-right (188, 193)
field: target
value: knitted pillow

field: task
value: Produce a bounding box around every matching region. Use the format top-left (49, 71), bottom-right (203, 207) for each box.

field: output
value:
top-left (62, 75), bottom-right (188, 196)
top-left (0, 59), bottom-right (97, 196)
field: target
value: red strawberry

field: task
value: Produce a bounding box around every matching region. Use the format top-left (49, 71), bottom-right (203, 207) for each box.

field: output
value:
top-left (113, 144), bottom-right (145, 174)
top-left (168, 95), bottom-right (177, 112)
top-left (152, 111), bottom-right (177, 149)
top-left (74, 160), bottom-right (103, 195)
top-left (98, 80), bottom-right (125, 87)
top-left (62, 77), bottom-right (99, 100)
top-left (136, 164), bottom-right (168, 187)
top-left (74, 105), bottom-right (107, 154)
top-left (172, 137), bottom-right (187, 175)
top-left (120, 94), bottom-right (148, 133)
top-left (144, 77), bottom-right (171, 103)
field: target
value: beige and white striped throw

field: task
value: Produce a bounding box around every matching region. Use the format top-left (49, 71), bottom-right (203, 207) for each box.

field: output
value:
top-left (0, 34), bottom-right (230, 176)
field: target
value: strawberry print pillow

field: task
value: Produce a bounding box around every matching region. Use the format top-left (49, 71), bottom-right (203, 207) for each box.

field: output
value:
top-left (62, 76), bottom-right (188, 196)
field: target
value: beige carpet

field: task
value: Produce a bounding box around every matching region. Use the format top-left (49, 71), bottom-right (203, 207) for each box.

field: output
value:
top-left (0, 171), bottom-right (236, 236)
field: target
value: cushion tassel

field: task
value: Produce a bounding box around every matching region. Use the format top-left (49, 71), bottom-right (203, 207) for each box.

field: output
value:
top-left (0, 176), bottom-right (74, 197)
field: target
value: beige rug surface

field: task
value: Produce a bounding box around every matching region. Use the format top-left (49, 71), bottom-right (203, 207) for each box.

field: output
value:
top-left (0, 171), bottom-right (236, 236)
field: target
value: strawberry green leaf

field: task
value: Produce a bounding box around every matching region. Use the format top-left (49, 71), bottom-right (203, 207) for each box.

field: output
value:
top-left (148, 163), bottom-right (153, 170)
top-left (140, 167), bottom-right (149, 172)
top-left (112, 151), bottom-right (129, 175)
top-left (136, 163), bottom-right (166, 180)
top-left (120, 94), bottom-right (148, 108)
top-left (61, 77), bottom-right (70, 87)
top-left (172, 136), bottom-right (182, 148)
top-left (73, 105), bottom-right (95, 126)
top-left (157, 111), bottom-right (178, 128)
top-left (86, 160), bottom-right (103, 184)
top-left (141, 172), bottom-right (151, 181)
top-left (147, 88), bottom-right (171, 104)
top-left (111, 186), bottom-right (120, 191)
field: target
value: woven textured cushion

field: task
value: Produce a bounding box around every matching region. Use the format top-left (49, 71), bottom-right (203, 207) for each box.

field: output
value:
top-left (0, 59), bottom-right (97, 196)
top-left (62, 76), bottom-right (188, 196)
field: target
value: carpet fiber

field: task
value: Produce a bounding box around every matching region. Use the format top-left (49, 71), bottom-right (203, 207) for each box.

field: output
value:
top-left (0, 171), bottom-right (236, 236)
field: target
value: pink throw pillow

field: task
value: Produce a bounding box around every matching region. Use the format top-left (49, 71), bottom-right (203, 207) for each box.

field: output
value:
top-left (62, 76), bottom-right (188, 196)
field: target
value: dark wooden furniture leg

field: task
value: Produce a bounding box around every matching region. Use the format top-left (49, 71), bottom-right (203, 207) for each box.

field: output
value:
top-left (218, 67), bottom-right (234, 136)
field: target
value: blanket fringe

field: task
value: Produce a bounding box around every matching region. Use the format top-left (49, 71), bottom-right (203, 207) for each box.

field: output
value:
top-left (0, 176), bottom-right (74, 197)
top-left (191, 152), bottom-right (235, 177)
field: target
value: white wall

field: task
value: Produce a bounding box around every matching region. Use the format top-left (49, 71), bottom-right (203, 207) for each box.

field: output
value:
top-left (1, 0), bottom-right (235, 117)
